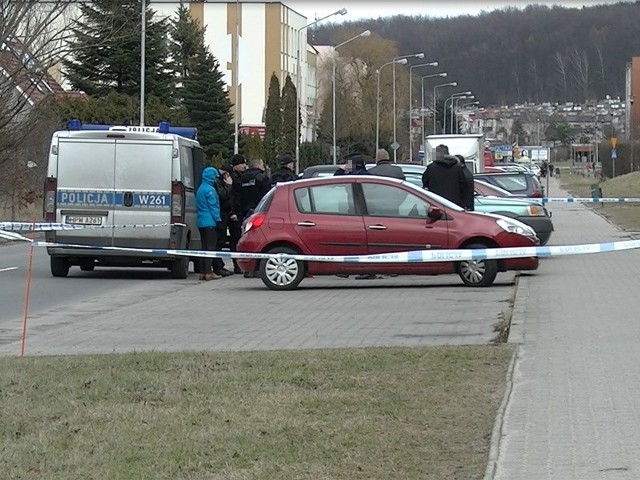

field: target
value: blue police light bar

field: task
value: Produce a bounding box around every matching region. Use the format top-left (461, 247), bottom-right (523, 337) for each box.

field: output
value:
top-left (67, 119), bottom-right (198, 140)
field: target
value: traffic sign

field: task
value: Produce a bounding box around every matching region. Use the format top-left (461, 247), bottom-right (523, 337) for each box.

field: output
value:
top-left (611, 148), bottom-right (617, 159)
top-left (391, 141), bottom-right (400, 151)
top-left (611, 137), bottom-right (618, 149)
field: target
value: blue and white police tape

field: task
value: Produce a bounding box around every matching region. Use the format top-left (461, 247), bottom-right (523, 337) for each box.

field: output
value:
top-left (0, 221), bottom-right (169, 232)
top-left (541, 197), bottom-right (640, 203)
top-left (30, 239), bottom-right (640, 263)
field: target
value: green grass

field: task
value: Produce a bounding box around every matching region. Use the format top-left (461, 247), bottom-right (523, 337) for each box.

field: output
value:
top-left (0, 346), bottom-right (514, 479)
top-left (558, 168), bottom-right (640, 232)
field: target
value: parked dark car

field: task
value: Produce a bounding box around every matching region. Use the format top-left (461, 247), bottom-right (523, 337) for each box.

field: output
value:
top-left (473, 172), bottom-right (544, 198)
top-left (237, 176), bottom-right (539, 290)
top-left (298, 164), bottom-right (341, 179)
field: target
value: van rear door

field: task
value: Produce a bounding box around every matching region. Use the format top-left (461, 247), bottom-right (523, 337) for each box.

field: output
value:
top-left (112, 139), bottom-right (173, 248)
top-left (55, 138), bottom-right (116, 246)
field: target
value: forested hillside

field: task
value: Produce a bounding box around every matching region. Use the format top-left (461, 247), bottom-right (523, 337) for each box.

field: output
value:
top-left (312, 1), bottom-right (640, 106)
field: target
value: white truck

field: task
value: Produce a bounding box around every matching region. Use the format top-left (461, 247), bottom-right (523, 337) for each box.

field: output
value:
top-left (423, 133), bottom-right (485, 173)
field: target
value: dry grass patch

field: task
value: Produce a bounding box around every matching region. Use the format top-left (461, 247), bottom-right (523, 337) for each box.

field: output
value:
top-left (0, 346), bottom-right (514, 479)
top-left (559, 170), bottom-right (640, 233)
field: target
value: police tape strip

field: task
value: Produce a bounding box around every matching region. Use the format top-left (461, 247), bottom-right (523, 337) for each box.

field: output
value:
top-left (0, 221), bottom-right (170, 232)
top-left (541, 197), bottom-right (640, 203)
top-left (29, 239), bottom-right (640, 263)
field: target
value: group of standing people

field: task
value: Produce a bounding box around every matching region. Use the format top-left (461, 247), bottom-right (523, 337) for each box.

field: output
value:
top-left (195, 153), bottom-right (296, 281)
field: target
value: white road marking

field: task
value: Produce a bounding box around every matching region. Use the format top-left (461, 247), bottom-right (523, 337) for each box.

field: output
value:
top-left (0, 267), bottom-right (18, 272)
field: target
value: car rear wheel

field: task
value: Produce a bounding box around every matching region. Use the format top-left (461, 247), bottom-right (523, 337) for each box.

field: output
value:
top-left (260, 247), bottom-right (305, 290)
top-left (50, 256), bottom-right (70, 277)
top-left (456, 244), bottom-right (498, 287)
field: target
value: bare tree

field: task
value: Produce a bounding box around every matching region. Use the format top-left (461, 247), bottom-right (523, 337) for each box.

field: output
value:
top-left (554, 52), bottom-right (568, 102)
top-left (568, 48), bottom-right (589, 101)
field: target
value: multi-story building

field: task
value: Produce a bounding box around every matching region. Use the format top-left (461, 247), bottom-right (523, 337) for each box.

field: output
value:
top-left (154, 1), bottom-right (317, 143)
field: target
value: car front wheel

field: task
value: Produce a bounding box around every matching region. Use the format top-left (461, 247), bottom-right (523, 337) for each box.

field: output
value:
top-left (259, 247), bottom-right (305, 290)
top-left (456, 244), bottom-right (498, 287)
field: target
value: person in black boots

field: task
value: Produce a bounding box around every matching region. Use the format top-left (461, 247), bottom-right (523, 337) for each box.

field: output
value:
top-left (225, 154), bottom-right (247, 274)
top-left (212, 169), bottom-right (235, 277)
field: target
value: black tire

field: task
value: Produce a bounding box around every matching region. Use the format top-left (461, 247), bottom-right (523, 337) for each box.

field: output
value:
top-left (170, 257), bottom-right (189, 279)
top-left (259, 246), bottom-right (305, 290)
top-left (456, 243), bottom-right (498, 287)
top-left (50, 256), bottom-right (70, 278)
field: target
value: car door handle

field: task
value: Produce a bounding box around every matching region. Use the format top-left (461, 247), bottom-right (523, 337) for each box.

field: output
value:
top-left (368, 224), bottom-right (388, 230)
top-left (297, 221), bottom-right (316, 227)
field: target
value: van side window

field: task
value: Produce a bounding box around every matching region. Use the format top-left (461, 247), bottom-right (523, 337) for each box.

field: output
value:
top-left (180, 146), bottom-right (194, 188)
top-left (192, 147), bottom-right (204, 187)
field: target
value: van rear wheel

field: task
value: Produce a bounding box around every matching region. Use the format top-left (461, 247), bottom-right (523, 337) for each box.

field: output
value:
top-left (170, 257), bottom-right (189, 279)
top-left (50, 256), bottom-right (70, 277)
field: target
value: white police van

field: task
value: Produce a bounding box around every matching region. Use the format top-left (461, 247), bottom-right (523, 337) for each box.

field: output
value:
top-left (43, 120), bottom-right (204, 278)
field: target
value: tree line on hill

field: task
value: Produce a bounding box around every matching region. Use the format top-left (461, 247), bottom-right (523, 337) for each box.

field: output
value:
top-left (312, 1), bottom-right (640, 106)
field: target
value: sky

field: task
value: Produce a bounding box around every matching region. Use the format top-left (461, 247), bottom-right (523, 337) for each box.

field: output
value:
top-left (287, 0), bottom-right (621, 23)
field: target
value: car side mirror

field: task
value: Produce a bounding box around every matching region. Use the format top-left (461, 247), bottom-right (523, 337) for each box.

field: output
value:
top-left (427, 206), bottom-right (442, 220)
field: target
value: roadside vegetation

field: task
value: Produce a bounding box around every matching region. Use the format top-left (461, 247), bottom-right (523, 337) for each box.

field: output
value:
top-left (0, 346), bottom-right (513, 479)
top-left (556, 162), bottom-right (640, 233)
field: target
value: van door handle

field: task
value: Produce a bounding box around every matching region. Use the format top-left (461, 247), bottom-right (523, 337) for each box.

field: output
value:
top-left (123, 191), bottom-right (133, 207)
top-left (297, 221), bottom-right (316, 227)
top-left (368, 224), bottom-right (387, 230)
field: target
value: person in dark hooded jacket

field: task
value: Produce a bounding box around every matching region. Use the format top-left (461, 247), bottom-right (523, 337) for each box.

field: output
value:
top-left (196, 167), bottom-right (222, 281)
top-left (422, 144), bottom-right (474, 210)
top-left (270, 155), bottom-right (297, 185)
top-left (334, 154), bottom-right (371, 176)
top-left (240, 158), bottom-right (271, 217)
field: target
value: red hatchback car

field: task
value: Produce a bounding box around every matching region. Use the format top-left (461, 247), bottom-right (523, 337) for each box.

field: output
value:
top-left (237, 176), bottom-right (539, 290)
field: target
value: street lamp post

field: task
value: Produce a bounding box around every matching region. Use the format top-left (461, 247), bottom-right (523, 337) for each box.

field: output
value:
top-left (376, 58), bottom-right (407, 151)
top-left (433, 82), bottom-right (457, 134)
top-left (443, 91), bottom-right (472, 133)
top-left (392, 52), bottom-right (424, 162)
top-left (295, 8), bottom-right (347, 173)
top-left (451, 95), bottom-right (474, 134)
top-left (332, 30), bottom-right (370, 164)
top-left (455, 101), bottom-right (479, 133)
top-left (420, 73), bottom-right (447, 158)
top-left (408, 61), bottom-right (438, 162)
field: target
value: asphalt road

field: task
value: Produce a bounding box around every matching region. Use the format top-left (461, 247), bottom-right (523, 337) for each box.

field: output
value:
top-left (0, 241), bottom-right (517, 356)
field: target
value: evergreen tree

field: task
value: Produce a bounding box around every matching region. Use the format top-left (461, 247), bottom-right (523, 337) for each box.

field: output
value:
top-left (169, 5), bottom-right (233, 160)
top-left (264, 73), bottom-right (282, 169)
top-left (280, 74), bottom-right (298, 158)
top-left (63, 0), bottom-right (172, 103)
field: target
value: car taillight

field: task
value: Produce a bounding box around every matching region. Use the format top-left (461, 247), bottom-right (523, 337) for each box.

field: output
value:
top-left (243, 213), bottom-right (266, 234)
top-left (531, 190), bottom-right (542, 198)
top-left (171, 181), bottom-right (185, 224)
top-left (43, 177), bottom-right (57, 221)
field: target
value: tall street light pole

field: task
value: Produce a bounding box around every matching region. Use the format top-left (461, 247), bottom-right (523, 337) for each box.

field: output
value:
top-left (233, 0), bottom-right (240, 154)
top-left (456, 101), bottom-right (479, 133)
top-left (295, 8), bottom-right (347, 174)
top-left (443, 91), bottom-right (472, 133)
top-left (332, 30), bottom-right (371, 164)
top-left (433, 82), bottom-right (457, 134)
top-left (376, 58), bottom-right (407, 151)
top-left (451, 95), bottom-right (474, 134)
top-left (392, 52), bottom-right (424, 162)
top-left (139, 0), bottom-right (145, 126)
top-left (420, 72), bottom-right (447, 159)
top-left (408, 61), bottom-right (438, 162)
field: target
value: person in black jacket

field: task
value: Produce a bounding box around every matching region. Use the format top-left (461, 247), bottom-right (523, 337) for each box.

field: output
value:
top-left (212, 169), bottom-right (235, 276)
top-left (240, 158), bottom-right (271, 217)
top-left (422, 145), bottom-right (474, 210)
top-left (270, 155), bottom-right (297, 185)
top-left (223, 154), bottom-right (247, 273)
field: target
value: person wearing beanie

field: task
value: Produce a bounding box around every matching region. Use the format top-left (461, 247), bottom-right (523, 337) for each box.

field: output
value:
top-left (270, 154), bottom-right (297, 185)
top-left (369, 148), bottom-right (405, 180)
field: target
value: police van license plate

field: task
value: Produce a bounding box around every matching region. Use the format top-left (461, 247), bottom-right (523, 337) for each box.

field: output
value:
top-left (65, 215), bottom-right (102, 225)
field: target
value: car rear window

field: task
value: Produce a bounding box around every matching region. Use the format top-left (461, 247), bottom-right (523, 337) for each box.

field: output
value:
top-left (254, 187), bottom-right (275, 213)
top-left (294, 184), bottom-right (355, 215)
top-left (484, 175), bottom-right (529, 193)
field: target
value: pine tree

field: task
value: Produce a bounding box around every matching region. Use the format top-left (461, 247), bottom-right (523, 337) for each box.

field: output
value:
top-left (169, 5), bottom-right (233, 161)
top-left (63, 0), bottom-right (172, 103)
top-left (263, 73), bottom-right (282, 169)
top-left (280, 74), bottom-right (298, 158)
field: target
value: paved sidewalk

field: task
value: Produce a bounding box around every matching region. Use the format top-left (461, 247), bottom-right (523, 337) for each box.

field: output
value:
top-left (488, 176), bottom-right (640, 479)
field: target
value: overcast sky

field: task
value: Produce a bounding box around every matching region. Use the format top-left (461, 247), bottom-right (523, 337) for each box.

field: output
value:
top-left (287, 0), bottom-right (620, 23)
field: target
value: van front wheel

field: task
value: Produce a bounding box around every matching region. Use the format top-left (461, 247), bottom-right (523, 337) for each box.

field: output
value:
top-left (50, 256), bottom-right (70, 278)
